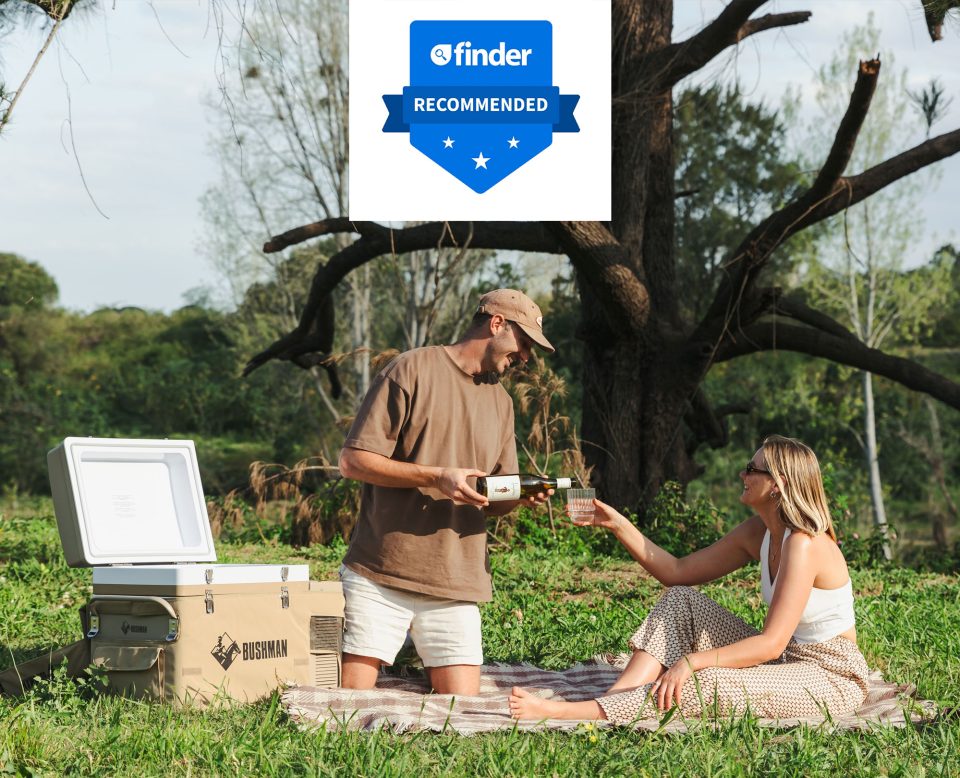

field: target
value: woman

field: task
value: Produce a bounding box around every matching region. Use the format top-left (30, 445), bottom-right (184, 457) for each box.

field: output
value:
top-left (509, 435), bottom-right (869, 723)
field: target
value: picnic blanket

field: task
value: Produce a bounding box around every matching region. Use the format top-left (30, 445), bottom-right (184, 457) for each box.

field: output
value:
top-left (281, 654), bottom-right (939, 735)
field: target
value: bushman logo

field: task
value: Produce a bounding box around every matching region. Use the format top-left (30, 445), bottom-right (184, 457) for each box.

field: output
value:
top-left (211, 632), bottom-right (241, 671)
top-left (242, 639), bottom-right (289, 661)
top-left (121, 620), bottom-right (148, 635)
top-left (495, 486), bottom-right (511, 493)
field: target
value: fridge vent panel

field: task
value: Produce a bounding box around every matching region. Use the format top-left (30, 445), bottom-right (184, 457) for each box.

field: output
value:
top-left (310, 616), bottom-right (343, 653)
top-left (312, 653), bottom-right (339, 688)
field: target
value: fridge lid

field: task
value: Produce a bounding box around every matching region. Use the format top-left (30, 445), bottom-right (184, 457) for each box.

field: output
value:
top-left (49, 437), bottom-right (217, 566)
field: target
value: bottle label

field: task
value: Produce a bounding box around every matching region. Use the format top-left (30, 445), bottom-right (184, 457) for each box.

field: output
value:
top-left (483, 474), bottom-right (521, 501)
top-left (556, 478), bottom-right (572, 489)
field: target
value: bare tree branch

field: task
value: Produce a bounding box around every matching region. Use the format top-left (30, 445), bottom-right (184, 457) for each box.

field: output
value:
top-left (245, 220), bottom-right (562, 374)
top-left (263, 218), bottom-right (559, 255)
top-left (774, 295), bottom-right (861, 340)
top-left (684, 390), bottom-right (724, 453)
top-left (645, 1), bottom-right (812, 91)
top-left (548, 221), bottom-right (651, 335)
top-left (811, 60), bottom-right (881, 193)
top-left (0, 9), bottom-right (65, 134)
top-left (714, 322), bottom-right (960, 410)
top-left (791, 126), bottom-right (960, 232)
top-left (694, 59), bottom-right (880, 341)
top-left (263, 218), bottom-right (377, 252)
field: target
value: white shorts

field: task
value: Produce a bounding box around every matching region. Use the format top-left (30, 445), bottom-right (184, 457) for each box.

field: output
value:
top-left (339, 565), bottom-right (483, 667)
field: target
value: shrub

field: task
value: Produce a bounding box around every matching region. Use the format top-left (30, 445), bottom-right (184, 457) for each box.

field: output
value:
top-left (206, 457), bottom-right (359, 546)
top-left (642, 481), bottom-right (727, 557)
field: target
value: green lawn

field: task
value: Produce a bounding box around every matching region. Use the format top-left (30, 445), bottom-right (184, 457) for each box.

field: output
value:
top-left (1, 501), bottom-right (958, 776)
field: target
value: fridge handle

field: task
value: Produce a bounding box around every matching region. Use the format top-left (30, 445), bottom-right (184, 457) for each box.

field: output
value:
top-left (88, 595), bottom-right (180, 642)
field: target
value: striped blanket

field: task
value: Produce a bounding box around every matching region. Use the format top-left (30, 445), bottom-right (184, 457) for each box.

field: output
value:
top-left (281, 655), bottom-right (938, 735)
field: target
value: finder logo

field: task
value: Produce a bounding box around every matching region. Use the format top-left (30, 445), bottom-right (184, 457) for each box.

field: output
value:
top-left (431, 41), bottom-right (534, 67)
top-left (383, 20), bottom-right (579, 194)
top-left (431, 44), bottom-right (451, 65)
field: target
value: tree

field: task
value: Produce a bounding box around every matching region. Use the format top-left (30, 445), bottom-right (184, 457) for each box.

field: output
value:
top-left (202, 0), bottom-right (354, 408)
top-left (802, 19), bottom-right (952, 558)
top-left (245, 1), bottom-right (960, 513)
top-left (205, 0), bottom-right (503, 412)
top-left (0, 252), bottom-right (67, 491)
top-left (0, 251), bottom-right (58, 308)
top-left (674, 83), bottom-right (807, 325)
top-left (897, 244), bottom-right (960, 550)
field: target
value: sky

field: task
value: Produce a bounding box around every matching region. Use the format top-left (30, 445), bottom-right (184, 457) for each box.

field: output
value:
top-left (1, 0), bottom-right (958, 313)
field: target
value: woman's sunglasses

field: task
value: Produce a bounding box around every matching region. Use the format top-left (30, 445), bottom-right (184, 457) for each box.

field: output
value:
top-left (743, 462), bottom-right (771, 476)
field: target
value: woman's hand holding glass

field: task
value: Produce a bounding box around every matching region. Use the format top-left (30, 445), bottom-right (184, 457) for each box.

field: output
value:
top-left (567, 497), bottom-right (625, 530)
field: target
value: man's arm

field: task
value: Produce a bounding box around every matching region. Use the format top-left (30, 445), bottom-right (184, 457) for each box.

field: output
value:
top-left (338, 447), bottom-right (490, 507)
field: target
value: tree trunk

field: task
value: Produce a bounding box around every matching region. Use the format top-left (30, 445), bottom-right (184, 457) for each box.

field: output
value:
top-left (350, 265), bottom-right (372, 397)
top-left (863, 370), bottom-right (892, 559)
top-left (578, 0), bottom-right (696, 514)
top-left (925, 396), bottom-right (957, 549)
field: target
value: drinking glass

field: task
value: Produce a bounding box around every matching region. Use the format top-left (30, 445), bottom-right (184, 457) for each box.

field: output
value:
top-left (566, 488), bottom-right (596, 522)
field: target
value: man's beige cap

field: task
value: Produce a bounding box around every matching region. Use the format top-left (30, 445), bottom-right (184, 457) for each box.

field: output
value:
top-left (476, 289), bottom-right (555, 354)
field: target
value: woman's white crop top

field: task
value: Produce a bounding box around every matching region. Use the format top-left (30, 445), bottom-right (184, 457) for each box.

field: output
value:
top-left (760, 528), bottom-right (856, 643)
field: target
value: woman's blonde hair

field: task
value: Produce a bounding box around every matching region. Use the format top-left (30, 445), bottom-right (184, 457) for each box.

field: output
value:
top-left (761, 435), bottom-right (837, 542)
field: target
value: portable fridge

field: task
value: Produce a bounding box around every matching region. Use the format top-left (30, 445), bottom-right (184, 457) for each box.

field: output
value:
top-left (47, 437), bottom-right (344, 706)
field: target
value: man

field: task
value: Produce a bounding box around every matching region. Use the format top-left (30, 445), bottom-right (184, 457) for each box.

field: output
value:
top-left (337, 289), bottom-right (555, 695)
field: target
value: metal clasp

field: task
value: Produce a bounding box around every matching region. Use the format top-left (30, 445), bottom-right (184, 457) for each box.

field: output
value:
top-left (86, 612), bottom-right (100, 639)
top-left (281, 586), bottom-right (289, 609)
top-left (205, 590), bottom-right (215, 614)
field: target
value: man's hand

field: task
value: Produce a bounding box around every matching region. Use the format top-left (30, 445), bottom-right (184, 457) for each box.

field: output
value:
top-left (436, 468), bottom-right (489, 507)
top-left (484, 488), bottom-right (554, 516)
top-left (522, 489), bottom-right (553, 508)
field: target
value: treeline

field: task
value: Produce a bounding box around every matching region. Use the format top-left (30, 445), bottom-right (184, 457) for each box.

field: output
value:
top-left (0, 248), bottom-right (540, 495)
top-left (1, 251), bottom-right (334, 494)
top-left (3, 245), bottom-right (958, 551)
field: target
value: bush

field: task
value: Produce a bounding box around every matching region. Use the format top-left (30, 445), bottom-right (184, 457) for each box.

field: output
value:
top-left (206, 458), bottom-right (360, 547)
top-left (822, 462), bottom-right (895, 568)
top-left (641, 481), bottom-right (727, 557)
top-left (489, 500), bottom-right (595, 555)
top-left (192, 436), bottom-right (276, 494)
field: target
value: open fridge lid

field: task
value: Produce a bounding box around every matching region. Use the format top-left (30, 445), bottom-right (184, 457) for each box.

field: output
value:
top-left (48, 437), bottom-right (217, 567)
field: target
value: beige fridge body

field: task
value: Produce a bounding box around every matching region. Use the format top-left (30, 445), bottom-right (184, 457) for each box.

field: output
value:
top-left (48, 437), bottom-right (344, 706)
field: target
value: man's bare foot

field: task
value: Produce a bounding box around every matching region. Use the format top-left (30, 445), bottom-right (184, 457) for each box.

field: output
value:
top-left (508, 686), bottom-right (562, 720)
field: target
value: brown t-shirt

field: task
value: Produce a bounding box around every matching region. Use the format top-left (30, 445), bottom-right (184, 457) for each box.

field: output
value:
top-left (341, 346), bottom-right (517, 602)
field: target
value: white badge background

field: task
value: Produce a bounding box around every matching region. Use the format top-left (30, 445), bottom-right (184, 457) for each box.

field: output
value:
top-left (349, 0), bottom-right (611, 221)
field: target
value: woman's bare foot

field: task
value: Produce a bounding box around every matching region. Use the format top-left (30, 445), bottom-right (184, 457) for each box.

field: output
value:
top-left (508, 686), bottom-right (605, 721)
top-left (508, 687), bottom-right (561, 720)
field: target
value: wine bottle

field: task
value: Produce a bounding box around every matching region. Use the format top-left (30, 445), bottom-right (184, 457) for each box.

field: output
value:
top-left (476, 474), bottom-right (573, 502)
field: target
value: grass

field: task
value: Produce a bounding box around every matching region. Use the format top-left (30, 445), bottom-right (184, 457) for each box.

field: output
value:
top-left (1, 499), bottom-right (958, 776)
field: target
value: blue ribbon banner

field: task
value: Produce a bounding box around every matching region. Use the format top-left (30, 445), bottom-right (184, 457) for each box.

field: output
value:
top-left (382, 20), bottom-right (580, 194)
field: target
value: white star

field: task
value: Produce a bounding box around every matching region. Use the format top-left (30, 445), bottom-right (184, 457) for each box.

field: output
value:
top-left (442, 136), bottom-right (454, 148)
top-left (472, 152), bottom-right (490, 169)
top-left (508, 137), bottom-right (519, 148)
